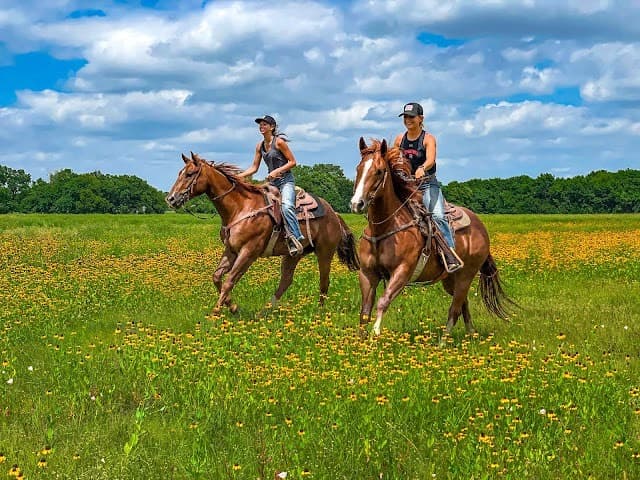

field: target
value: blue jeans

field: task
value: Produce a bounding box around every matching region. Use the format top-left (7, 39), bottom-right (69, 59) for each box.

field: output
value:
top-left (421, 178), bottom-right (455, 249)
top-left (271, 172), bottom-right (304, 240)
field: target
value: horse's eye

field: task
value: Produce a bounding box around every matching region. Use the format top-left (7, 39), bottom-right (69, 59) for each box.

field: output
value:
top-left (376, 169), bottom-right (384, 175)
top-left (185, 171), bottom-right (196, 177)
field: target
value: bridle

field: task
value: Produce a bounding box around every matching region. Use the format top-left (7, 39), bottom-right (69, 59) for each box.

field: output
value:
top-left (177, 160), bottom-right (236, 206)
top-left (357, 148), bottom-right (388, 207)
top-left (358, 148), bottom-right (414, 226)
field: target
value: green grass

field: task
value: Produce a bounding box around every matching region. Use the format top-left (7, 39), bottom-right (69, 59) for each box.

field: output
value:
top-left (1, 213), bottom-right (639, 479)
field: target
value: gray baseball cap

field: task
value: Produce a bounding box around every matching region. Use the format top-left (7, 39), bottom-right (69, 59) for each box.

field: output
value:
top-left (398, 102), bottom-right (424, 117)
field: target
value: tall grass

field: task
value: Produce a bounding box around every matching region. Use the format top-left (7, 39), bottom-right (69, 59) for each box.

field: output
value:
top-left (1, 213), bottom-right (639, 479)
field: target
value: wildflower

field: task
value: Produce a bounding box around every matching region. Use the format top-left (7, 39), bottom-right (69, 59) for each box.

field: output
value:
top-left (556, 333), bottom-right (566, 340)
top-left (6, 378), bottom-right (13, 385)
top-left (8, 465), bottom-right (20, 477)
top-left (276, 472), bottom-right (288, 479)
top-left (27, 366), bottom-right (33, 372)
top-left (73, 453), bottom-right (81, 461)
top-left (40, 446), bottom-right (52, 455)
top-left (37, 458), bottom-right (47, 468)
top-left (232, 463), bottom-right (241, 471)
top-left (0, 453), bottom-right (5, 464)
top-left (301, 469), bottom-right (311, 476)
top-left (615, 440), bottom-right (625, 449)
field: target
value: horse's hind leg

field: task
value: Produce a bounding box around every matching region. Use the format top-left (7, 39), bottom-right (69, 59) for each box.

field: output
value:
top-left (271, 255), bottom-right (303, 306)
top-left (316, 247), bottom-right (337, 306)
top-left (442, 274), bottom-right (475, 334)
top-left (461, 299), bottom-right (475, 335)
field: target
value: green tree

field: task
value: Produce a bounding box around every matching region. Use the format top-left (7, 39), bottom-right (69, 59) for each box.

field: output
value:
top-left (294, 164), bottom-right (353, 212)
top-left (0, 165), bottom-right (31, 213)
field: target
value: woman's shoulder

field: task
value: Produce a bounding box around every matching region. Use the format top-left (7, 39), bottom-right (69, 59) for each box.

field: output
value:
top-left (423, 131), bottom-right (436, 145)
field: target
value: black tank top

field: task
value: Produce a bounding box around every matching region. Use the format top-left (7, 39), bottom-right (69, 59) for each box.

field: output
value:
top-left (260, 135), bottom-right (288, 173)
top-left (400, 131), bottom-right (436, 176)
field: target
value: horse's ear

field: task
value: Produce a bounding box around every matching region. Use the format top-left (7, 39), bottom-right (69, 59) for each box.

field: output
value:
top-left (380, 139), bottom-right (388, 157)
top-left (359, 137), bottom-right (367, 152)
top-left (191, 151), bottom-right (201, 165)
top-left (181, 153), bottom-right (189, 164)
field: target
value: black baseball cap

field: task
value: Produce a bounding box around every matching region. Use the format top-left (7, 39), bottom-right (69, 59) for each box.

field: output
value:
top-left (254, 115), bottom-right (276, 126)
top-left (398, 102), bottom-right (423, 117)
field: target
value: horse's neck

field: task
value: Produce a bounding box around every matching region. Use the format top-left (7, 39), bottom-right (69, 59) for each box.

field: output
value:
top-left (368, 182), bottom-right (412, 232)
top-left (204, 171), bottom-right (254, 224)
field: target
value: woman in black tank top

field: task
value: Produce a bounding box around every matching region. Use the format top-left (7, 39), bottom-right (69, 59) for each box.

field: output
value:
top-left (393, 103), bottom-right (460, 269)
top-left (239, 115), bottom-right (305, 255)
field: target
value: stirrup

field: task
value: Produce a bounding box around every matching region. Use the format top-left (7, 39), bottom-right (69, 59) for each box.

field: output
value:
top-left (439, 249), bottom-right (464, 273)
top-left (287, 236), bottom-right (304, 256)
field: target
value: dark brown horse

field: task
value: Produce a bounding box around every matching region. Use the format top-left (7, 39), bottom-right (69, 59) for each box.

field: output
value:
top-left (350, 138), bottom-right (513, 336)
top-left (166, 152), bottom-right (359, 314)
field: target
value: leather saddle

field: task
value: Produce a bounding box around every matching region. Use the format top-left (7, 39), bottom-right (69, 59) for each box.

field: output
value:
top-left (261, 185), bottom-right (326, 230)
top-left (444, 202), bottom-right (471, 232)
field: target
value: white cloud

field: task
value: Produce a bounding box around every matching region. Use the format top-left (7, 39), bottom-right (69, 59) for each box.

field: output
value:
top-left (1, 0), bottom-right (639, 189)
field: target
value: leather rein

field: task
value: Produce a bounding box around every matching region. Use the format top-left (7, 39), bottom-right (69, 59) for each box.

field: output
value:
top-left (358, 148), bottom-right (418, 244)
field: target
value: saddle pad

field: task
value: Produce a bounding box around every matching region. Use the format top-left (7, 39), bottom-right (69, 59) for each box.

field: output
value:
top-left (446, 203), bottom-right (471, 231)
top-left (296, 192), bottom-right (325, 220)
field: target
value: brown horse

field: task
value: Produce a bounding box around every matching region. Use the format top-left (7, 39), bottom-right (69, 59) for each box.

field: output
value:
top-left (350, 138), bottom-right (513, 336)
top-left (166, 152), bottom-right (359, 314)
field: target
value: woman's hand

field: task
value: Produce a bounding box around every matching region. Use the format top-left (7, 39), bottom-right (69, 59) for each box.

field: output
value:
top-left (266, 171), bottom-right (281, 181)
top-left (415, 166), bottom-right (425, 179)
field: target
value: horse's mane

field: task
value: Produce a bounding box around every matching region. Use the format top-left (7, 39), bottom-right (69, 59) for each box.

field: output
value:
top-left (207, 161), bottom-right (264, 195)
top-left (384, 145), bottom-right (423, 204)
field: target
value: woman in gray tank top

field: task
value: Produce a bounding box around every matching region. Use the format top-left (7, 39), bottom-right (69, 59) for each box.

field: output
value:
top-left (239, 115), bottom-right (305, 256)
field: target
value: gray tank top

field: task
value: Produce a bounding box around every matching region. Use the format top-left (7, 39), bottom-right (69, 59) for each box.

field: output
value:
top-left (260, 135), bottom-right (288, 173)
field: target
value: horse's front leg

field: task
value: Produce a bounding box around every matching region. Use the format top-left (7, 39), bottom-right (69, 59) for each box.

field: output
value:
top-left (213, 247), bottom-right (236, 293)
top-left (372, 266), bottom-right (412, 336)
top-left (358, 268), bottom-right (380, 338)
top-left (212, 243), bottom-right (261, 315)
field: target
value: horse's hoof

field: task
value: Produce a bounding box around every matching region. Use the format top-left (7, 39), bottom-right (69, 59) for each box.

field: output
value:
top-left (358, 327), bottom-right (368, 340)
top-left (229, 303), bottom-right (238, 314)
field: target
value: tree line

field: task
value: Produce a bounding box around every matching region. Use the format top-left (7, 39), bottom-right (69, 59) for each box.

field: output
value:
top-left (1, 164), bottom-right (639, 214)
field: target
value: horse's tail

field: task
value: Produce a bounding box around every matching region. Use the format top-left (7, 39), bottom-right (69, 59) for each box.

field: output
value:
top-left (479, 253), bottom-right (516, 319)
top-left (336, 215), bottom-right (360, 271)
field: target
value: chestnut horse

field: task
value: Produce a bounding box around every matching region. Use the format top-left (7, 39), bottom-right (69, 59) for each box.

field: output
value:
top-left (350, 138), bottom-right (513, 336)
top-left (166, 152), bottom-right (359, 314)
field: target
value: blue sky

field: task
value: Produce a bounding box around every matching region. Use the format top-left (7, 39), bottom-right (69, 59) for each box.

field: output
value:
top-left (1, 0), bottom-right (639, 190)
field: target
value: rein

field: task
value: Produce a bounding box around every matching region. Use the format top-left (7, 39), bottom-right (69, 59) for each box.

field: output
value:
top-left (362, 221), bottom-right (416, 245)
top-left (177, 161), bottom-right (236, 219)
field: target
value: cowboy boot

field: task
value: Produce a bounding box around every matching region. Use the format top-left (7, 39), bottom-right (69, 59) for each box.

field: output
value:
top-left (434, 230), bottom-right (463, 273)
top-left (440, 247), bottom-right (464, 273)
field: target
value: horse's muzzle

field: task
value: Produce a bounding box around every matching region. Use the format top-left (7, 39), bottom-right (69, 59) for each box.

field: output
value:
top-left (165, 192), bottom-right (186, 209)
top-left (350, 199), bottom-right (366, 213)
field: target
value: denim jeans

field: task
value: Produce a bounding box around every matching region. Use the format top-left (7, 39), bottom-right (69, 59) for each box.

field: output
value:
top-left (271, 172), bottom-right (304, 240)
top-left (421, 178), bottom-right (455, 249)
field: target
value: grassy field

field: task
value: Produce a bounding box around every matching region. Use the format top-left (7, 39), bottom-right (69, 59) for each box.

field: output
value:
top-left (1, 213), bottom-right (639, 479)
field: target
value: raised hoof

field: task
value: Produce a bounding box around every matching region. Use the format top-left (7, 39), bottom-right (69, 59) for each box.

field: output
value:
top-left (228, 303), bottom-right (239, 314)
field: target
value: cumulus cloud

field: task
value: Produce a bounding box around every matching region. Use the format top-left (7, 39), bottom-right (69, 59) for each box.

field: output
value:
top-left (0, 0), bottom-right (639, 189)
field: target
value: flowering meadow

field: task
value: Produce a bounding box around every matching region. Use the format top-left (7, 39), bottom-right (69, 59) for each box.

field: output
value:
top-left (1, 213), bottom-right (639, 479)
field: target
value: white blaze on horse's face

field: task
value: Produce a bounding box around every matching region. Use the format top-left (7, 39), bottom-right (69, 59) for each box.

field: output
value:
top-left (166, 162), bottom-right (199, 208)
top-left (350, 157), bottom-right (373, 213)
